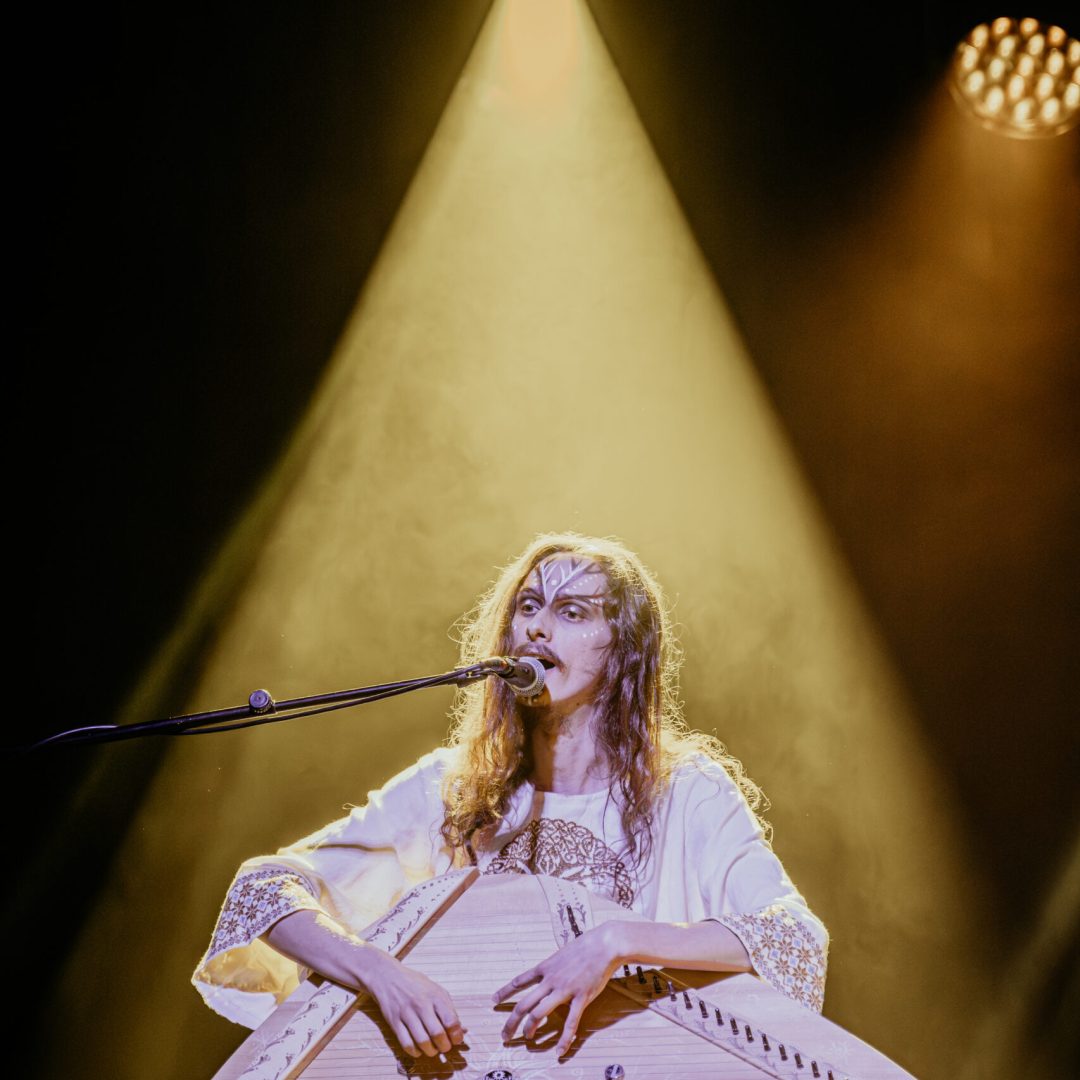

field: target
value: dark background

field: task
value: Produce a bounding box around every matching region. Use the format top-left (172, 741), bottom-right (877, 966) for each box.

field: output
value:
top-left (12, 2), bottom-right (1078, 1076)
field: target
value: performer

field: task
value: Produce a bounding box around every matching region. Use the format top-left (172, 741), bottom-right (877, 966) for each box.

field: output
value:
top-left (193, 534), bottom-right (827, 1062)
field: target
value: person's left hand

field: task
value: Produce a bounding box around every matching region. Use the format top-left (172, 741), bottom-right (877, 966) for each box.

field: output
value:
top-left (492, 923), bottom-right (621, 1058)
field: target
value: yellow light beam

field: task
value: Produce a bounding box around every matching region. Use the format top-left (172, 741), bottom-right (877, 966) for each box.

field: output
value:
top-left (48, 3), bottom-right (1000, 1077)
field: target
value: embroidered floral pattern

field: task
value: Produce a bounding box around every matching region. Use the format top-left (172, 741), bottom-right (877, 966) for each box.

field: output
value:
top-left (208, 867), bottom-right (321, 958)
top-left (717, 904), bottom-right (827, 1012)
top-left (483, 818), bottom-right (634, 908)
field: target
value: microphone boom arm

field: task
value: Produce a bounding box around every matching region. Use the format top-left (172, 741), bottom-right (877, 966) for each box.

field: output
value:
top-left (28, 657), bottom-right (538, 750)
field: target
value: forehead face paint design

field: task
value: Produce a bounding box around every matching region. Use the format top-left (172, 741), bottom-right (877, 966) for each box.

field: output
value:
top-left (535, 555), bottom-right (607, 605)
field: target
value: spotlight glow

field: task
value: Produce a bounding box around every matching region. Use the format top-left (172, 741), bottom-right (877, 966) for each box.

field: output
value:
top-left (950, 16), bottom-right (1080, 136)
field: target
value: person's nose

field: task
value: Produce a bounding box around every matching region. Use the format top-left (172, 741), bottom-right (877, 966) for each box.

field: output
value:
top-left (525, 607), bottom-right (552, 641)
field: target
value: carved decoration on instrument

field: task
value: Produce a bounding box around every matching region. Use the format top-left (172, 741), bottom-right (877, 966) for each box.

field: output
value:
top-left (238, 986), bottom-right (353, 1080)
top-left (366, 869), bottom-right (477, 954)
top-left (484, 818), bottom-right (634, 908)
top-left (451, 1020), bottom-right (562, 1080)
top-left (536, 874), bottom-right (593, 946)
top-left (716, 904), bottom-right (828, 1013)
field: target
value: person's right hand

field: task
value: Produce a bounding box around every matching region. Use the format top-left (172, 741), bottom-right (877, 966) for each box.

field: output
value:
top-left (359, 947), bottom-right (467, 1059)
top-left (265, 908), bottom-right (466, 1060)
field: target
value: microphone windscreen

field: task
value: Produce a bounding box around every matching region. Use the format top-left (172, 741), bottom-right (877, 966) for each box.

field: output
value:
top-left (507, 656), bottom-right (545, 697)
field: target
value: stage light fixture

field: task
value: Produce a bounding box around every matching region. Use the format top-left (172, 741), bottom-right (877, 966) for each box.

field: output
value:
top-left (950, 16), bottom-right (1080, 137)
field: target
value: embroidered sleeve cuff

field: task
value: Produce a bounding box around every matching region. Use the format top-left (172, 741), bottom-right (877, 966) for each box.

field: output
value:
top-left (192, 867), bottom-right (324, 1027)
top-left (206, 867), bottom-right (322, 959)
top-left (716, 904), bottom-right (828, 1012)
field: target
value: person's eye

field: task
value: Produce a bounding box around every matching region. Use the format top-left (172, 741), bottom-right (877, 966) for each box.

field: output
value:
top-left (561, 605), bottom-right (586, 621)
top-left (518, 597), bottom-right (539, 615)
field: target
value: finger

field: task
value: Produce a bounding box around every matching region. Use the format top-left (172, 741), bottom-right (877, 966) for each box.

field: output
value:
top-left (502, 983), bottom-right (550, 1040)
top-left (391, 1019), bottom-right (420, 1060)
top-left (492, 966), bottom-right (541, 1005)
top-left (501, 984), bottom-right (549, 1042)
top-left (556, 998), bottom-right (587, 1058)
top-left (418, 1007), bottom-right (453, 1055)
top-left (522, 1011), bottom-right (546, 1041)
top-left (434, 999), bottom-right (468, 1046)
top-left (523, 990), bottom-right (570, 1040)
top-left (401, 1009), bottom-right (438, 1058)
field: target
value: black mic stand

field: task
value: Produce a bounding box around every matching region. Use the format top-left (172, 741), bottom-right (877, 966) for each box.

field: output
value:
top-left (28, 658), bottom-right (511, 750)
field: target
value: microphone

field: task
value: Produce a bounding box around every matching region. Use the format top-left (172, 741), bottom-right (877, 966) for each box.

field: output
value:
top-left (483, 656), bottom-right (546, 697)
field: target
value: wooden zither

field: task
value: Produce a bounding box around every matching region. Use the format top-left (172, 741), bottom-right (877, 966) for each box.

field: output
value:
top-left (215, 870), bottom-right (914, 1080)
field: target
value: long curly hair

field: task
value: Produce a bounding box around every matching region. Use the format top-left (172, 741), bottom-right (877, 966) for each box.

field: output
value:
top-left (440, 533), bottom-right (769, 867)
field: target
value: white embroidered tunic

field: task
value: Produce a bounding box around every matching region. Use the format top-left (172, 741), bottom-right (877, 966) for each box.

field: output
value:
top-left (193, 748), bottom-right (828, 1028)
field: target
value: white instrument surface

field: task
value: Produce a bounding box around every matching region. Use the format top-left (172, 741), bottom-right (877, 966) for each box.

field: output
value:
top-left (215, 871), bottom-right (914, 1080)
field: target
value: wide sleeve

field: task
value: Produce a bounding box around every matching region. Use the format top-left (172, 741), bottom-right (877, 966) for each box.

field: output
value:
top-left (682, 761), bottom-right (829, 1013)
top-left (192, 747), bottom-right (456, 1028)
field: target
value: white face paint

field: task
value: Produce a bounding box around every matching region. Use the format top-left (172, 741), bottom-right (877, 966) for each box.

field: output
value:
top-left (510, 554), bottom-right (613, 708)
